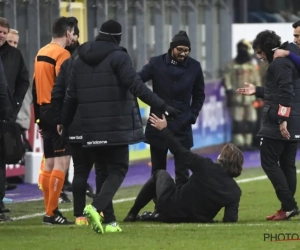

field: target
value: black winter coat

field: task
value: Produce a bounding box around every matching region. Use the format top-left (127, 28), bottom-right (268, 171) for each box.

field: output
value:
top-left (0, 42), bottom-right (29, 121)
top-left (138, 53), bottom-right (205, 149)
top-left (256, 42), bottom-right (300, 140)
top-left (61, 40), bottom-right (166, 147)
top-left (51, 49), bottom-right (82, 143)
top-left (0, 57), bottom-right (9, 120)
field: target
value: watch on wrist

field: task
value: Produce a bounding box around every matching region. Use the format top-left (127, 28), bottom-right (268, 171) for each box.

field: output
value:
top-left (278, 119), bottom-right (284, 124)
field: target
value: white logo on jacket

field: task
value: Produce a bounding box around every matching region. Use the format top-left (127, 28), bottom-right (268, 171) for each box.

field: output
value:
top-left (69, 135), bottom-right (83, 140)
top-left (86, 140), bottom-right (108, 145)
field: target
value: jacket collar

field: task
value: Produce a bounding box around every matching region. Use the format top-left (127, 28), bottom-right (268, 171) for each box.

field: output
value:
top-left (165, 51), bottom-right (188, 67)
top-left (0, 41), bottom-right (11, 55)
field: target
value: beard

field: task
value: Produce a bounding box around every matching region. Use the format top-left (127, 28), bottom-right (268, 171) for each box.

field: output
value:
top-left (65, 41), bottom-right (80, 55)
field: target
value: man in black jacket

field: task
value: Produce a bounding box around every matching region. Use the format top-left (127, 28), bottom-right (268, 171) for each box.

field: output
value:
top-left (123, 113), bottom-right (243, 223)
top-left (237, 30), bottom-right (300, 221)
top-left (0, 17), bottom-right (29, 220)
top-left (139, 31), bottom-right (205, 187)
top-left (51, 24), bottom-right (96, 225)
top-left (61, 20), bottom-right (179, 234)
top-left (0, 56), bottom-right (10, 223)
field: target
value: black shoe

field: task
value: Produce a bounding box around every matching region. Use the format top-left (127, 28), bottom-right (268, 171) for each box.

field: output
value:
top-left (86, 183), bottom-right (95, 198)
top-left (0, 213), bottom-right (13, 222)
top-left (123, 213), bottom-right (140, 222)
top-left (0, 201), bottom-right (10, 213)
top-left (53, 207), bottom-right (63, 217)
top-left (139, 211), bottom-right (160, 221)
top-left (59, 191), bottom-right (71, 203)
top-left (43, 214), bottom-right (73, 225)
top-left (5, 183), bottom-right (17, 191)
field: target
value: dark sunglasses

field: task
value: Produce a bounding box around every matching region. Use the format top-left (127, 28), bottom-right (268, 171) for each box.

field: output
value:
top-left (175, 47), bottom-right (190, 54)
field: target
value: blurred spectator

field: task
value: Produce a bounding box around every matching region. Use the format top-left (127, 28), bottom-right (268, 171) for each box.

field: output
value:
top-left (4, 28), bottom-right (32, 201)
top-left (248, 0), bottom-right (286, 23)
top-left (6, 29), bottom-right (19, 48)
top-left (279, 0), bottom-right (300, 22)
top-left (223, 39), bottom-right (261, 150)
top-left (9, 29), bottom-right (33, 155)
top-left (0, 17), bottom-right (29, 221)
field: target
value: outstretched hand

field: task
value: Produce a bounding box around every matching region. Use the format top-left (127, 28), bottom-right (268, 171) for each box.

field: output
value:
top-left (236, 82), bottom-right (256, 96)
top-left (149, 113), bottom-right (167, 131)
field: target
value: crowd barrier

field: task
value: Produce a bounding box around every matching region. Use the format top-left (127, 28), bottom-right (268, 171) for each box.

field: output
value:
top-left (6, 78), bottom-right (231, 183)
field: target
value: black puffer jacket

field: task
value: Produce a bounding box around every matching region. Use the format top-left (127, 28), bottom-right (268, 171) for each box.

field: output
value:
top-left (51, 49), bottom-right (82, 143)
top-left (61, 39), bottom-right (166, 147)
top-left (256, 42), bottom-right (300, 140)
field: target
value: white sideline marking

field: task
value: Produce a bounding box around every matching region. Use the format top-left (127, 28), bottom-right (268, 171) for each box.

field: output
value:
top-left (126, 223), bottom-right (286, 228)
top-left (236, 169), bottom-right (300, 183)
top-left (11, 198), bottom-right (136, 221)
top-left (10, 171), bottom-right (300, 221)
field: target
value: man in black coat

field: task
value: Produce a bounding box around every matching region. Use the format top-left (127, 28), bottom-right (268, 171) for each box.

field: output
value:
top-left (0, 57), bottom-right (10, 223)
top-left (237, 30), bottom-right (300, 221)
top-left (123, 113), bottom-right (243, 224)
top-left (0, 17), bottom-right (29, 220)
top-left (60, 20), bottom-right (179, 234)
top-left (138, 31), bottom-right (205, 187)
top-left (138, 30), bottom-right (205, 214)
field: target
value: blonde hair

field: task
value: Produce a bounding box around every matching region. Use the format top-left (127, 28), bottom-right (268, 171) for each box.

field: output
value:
top-left (9, 28), bottom-right (18, 35)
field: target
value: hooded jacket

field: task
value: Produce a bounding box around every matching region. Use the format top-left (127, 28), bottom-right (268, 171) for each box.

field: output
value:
top-left (256, 42), bottom-right (300, 140)
top-left (51, 49), bottom-right (82, 142)
top-left (61, 39), bottom-right (166, 147)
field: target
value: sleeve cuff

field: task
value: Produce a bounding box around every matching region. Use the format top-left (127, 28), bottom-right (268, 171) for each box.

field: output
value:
top-left (159, 127), bottom-right (169, 134)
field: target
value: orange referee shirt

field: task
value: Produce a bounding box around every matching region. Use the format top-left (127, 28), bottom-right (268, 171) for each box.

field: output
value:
top-left (33, 43), bottom-right (70, 105)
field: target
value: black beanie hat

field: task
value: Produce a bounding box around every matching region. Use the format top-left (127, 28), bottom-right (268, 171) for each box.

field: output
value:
top-left (100, 20), bottom-right (122, 36)
top-left (170, 31), bottom-right (191, 50)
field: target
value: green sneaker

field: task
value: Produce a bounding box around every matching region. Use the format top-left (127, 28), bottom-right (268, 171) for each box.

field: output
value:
top-left (105, 222), bottom-right (122, 233)
top-left (83, 205), bottom-right (104, 234)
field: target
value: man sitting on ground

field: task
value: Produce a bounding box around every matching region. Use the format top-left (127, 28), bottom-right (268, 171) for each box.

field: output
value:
top-left (124, 114), bottom-right (244, 223)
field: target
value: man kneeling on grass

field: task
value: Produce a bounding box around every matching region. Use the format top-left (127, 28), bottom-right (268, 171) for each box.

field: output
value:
top-left (124, 114), bottom-right (244, 223)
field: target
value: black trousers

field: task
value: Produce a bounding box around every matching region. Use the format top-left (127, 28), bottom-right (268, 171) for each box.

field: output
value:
top-left (129, 170), bottom-right (176, 218)
top-left (150, 145), bottom-right (189, 186)
top-left (260, 137), bottom-right (298, 211)
top-left (70, 143), bottom-right (95, 217)
top-left (91, 144), bottom-right (129, 223)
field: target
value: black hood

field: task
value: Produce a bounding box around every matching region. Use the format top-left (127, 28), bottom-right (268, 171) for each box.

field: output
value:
top-left (266, 41), bottom-right (299, 63)
top-left (77, 41), bottom-right (122, 66)
top-left (279, 41), bottom-right (300, 54)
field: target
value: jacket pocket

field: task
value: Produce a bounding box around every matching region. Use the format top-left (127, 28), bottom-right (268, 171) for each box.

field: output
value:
top-left (263, 105), bottom-right (277, 124)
